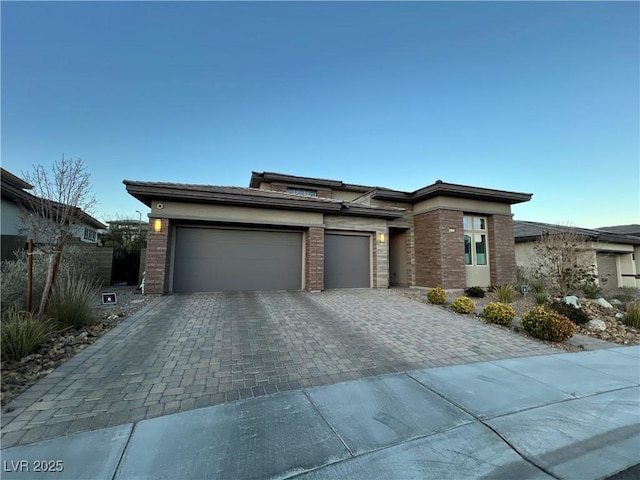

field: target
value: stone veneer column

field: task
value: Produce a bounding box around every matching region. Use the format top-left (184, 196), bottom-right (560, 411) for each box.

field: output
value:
top-left (144, 218), bottom-right (171, 294)
top-left (305, 227), bottom-right (324, 291)
top-left (488, 214), bottom-right (517, 286)
top-left (414, 209), bottom-right (465, 288)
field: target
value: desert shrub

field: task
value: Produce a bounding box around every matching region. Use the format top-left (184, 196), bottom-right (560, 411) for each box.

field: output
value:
top-left (47, 271), bottom-right (98, 328)
top-left (534, 292), bottom-right (548, 305)
top-left (609, 287), bottom-right (640, 304)
top-left (548, 301), bottom-right (590, 325)
top-left (1, 308), bottom-right (57, 362)
top-left (1, 246), bottom-right (101, 312)
top-left (464, 286), bottom-right (485, 298)
top-left (1, 250), bottom-right (48, 312)
top-left (493, 285), bottom-right (515, 303)
top-left (451, 296), bottom-right (475, 314)
top-left (427, 287), bottom-right (447, 305)
top-left (529, 278), bottom-right (547, 294)
top-left (582, 282), bottom-right (602, 299)
top-left (58, 245), bottom-right (100, 283)
top-left (624, 302), bottom-right (640, 329)
top-left (520, 306), bottom-right (576, 342)
top-left (483, 302), bottom-right (515, 326)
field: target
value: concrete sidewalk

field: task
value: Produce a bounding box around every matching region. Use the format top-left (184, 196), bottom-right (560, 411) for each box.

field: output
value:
top-left (2, 346), bottom-right (639, 479)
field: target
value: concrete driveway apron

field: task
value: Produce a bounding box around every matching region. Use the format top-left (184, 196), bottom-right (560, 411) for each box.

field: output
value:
top-left (1, 290), bottom-right (559, 448)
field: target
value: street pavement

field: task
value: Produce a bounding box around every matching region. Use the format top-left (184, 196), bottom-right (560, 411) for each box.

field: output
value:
top-left (2, 346), bottom-right (638, 480)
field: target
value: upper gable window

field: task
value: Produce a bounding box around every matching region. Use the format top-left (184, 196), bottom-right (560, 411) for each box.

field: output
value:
top-left (285, 187), bottom-right (317, 198)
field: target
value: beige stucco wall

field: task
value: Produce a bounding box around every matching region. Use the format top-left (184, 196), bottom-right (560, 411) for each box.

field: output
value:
top-left (331, 190), bottom-right (364, 201)
top-left (324, 215), bottom-right (388, 288)
top-left (1, 198), bottom-right (23, 235)
top-left (413, 197), bottom-right (512, 216)
top-left (151, 201), bottom-right (324, 227)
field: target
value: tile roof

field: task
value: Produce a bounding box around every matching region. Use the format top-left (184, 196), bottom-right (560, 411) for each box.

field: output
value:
top-left (513, 220), bottom-right (640, 245)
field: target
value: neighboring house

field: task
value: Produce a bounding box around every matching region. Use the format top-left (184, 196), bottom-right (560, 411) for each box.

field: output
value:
top-left (513, 220), bottom-right (640, 290)
top-left (101, 219), bottom-right (148, 248)
top-left (125, 171), bottom-right (531, 295)
top-left (0, 167), bottom-right (106, 261)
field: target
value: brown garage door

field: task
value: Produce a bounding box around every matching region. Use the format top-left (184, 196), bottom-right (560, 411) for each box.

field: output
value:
top-left (173, 227), bottom-right (302, 292)
top-left (324, 233), bottom-right (370, 288)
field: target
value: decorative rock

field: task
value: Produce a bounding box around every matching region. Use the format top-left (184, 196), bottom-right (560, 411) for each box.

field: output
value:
top-left (586, 319), bottom-right (607, 331)
top-left (610, 299), bottom-right (623, 306)
top-left (592, 297), bottom-right (613, 309)
top-left (564, 296), bottom-right (581, 309)
top-left (615, 312), bottom-right (625, 320)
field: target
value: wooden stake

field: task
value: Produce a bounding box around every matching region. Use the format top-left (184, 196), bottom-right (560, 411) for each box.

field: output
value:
top-left (27, 239), bottom-right (34, 314)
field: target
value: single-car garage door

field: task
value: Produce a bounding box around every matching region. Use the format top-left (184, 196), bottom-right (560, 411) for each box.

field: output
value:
top-left (173, 227), bottom-right (302, 292)
top-left (324, 233), bottom-right (370, 288)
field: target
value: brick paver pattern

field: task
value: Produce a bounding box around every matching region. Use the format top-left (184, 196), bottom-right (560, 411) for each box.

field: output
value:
top-left (1, 290), bottom-right (560, 448)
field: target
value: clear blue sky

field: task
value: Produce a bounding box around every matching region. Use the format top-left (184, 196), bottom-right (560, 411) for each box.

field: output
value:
top-left (2, 1), bottom-right (638, 228)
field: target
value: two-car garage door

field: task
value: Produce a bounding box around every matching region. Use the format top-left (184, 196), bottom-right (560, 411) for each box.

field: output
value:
top-left (173, 227), bottom-right (302, 293)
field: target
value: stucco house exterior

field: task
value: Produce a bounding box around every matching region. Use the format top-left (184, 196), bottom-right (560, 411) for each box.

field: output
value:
top-left (1, 167), bottom-right (106, 261)
top-left (513, 220), bottom-right (640, 290)
top-left (125, 171), bottom-right (532, 295)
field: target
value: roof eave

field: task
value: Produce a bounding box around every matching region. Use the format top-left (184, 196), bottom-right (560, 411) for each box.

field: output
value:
top-left (125, 183), bottom-right (404, 219)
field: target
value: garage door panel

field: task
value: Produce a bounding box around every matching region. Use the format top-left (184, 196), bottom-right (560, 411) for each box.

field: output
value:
top-left (173, 227), bottom-right (302, 292)
top-left (324, 234), bottom-right (370, 289)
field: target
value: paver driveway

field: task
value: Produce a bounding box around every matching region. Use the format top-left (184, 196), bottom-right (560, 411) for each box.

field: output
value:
top-left (1, 290), bottom-right (560, 448)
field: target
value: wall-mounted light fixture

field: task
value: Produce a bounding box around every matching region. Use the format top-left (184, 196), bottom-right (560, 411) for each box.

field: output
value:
top-left (154, 219), bottom-right (162, 233)
top-left (379, 233), bottom-right (385, 244)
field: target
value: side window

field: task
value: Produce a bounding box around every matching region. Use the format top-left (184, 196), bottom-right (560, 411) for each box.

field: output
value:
top-left (464, 234), bottom-right (472, 265)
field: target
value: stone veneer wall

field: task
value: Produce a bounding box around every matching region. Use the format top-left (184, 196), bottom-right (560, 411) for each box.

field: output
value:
top-left (145, 218), bottom-right (171, 294)
top-left (488, 214), bottom-right (517, 286)
top-left (414, 209), bottom-right (465, 289)
top-left (305, 227), bottom-right (324, 291)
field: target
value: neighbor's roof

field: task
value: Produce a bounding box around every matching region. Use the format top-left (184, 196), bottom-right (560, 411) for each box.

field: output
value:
top-left (123, 180), bottom-right (406, 219)
top-left (513, 220), bottom-right (640, 245)
top-left (250, 171), bottom-right (532, 205)
top-left (1, 168), bottom-right (33, 190)
top-left (597, 224), bottom-right (640, 236)
top-left (1, 167), bottom-right (106, 230)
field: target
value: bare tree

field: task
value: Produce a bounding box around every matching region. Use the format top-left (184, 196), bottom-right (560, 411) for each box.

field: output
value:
top-left (20, 156), bottom-right (97, 315)
top-left (529, 225), bottom-right (598, 297)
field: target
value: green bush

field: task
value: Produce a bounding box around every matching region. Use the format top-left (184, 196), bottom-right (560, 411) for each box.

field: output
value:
top-left (534, 292), bottom-right (548, 305)
top-left (548, 301), bottom-right (590, 325)
top-left (427, 287), bottom-right (447, 305)
top-left (47, 271), bottom-right (98, 328)
top-left (520, 306), bottom-right (576, 342)
top-left (464, 286), bottom-right (485, 298)
top-left (483, 302), bottom-right (515, 326)
top-left (624, 302), bottom-right (640, 329)
top-left (493, 285), bottom-right (515, 303)
top-left (1, 308), bottom-right (57, 362)
top-left (451, 296), bottom-right (475, 314)
top-left (582, 282), bottom-right (602, 299)
top-left (529, 278), bottom-right (547, 294)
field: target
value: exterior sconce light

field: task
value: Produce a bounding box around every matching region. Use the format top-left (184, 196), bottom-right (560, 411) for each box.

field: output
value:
top-left (379, 233), bottom-right (385, 243)
top-left (154, 219), bottom-right (162, 233)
